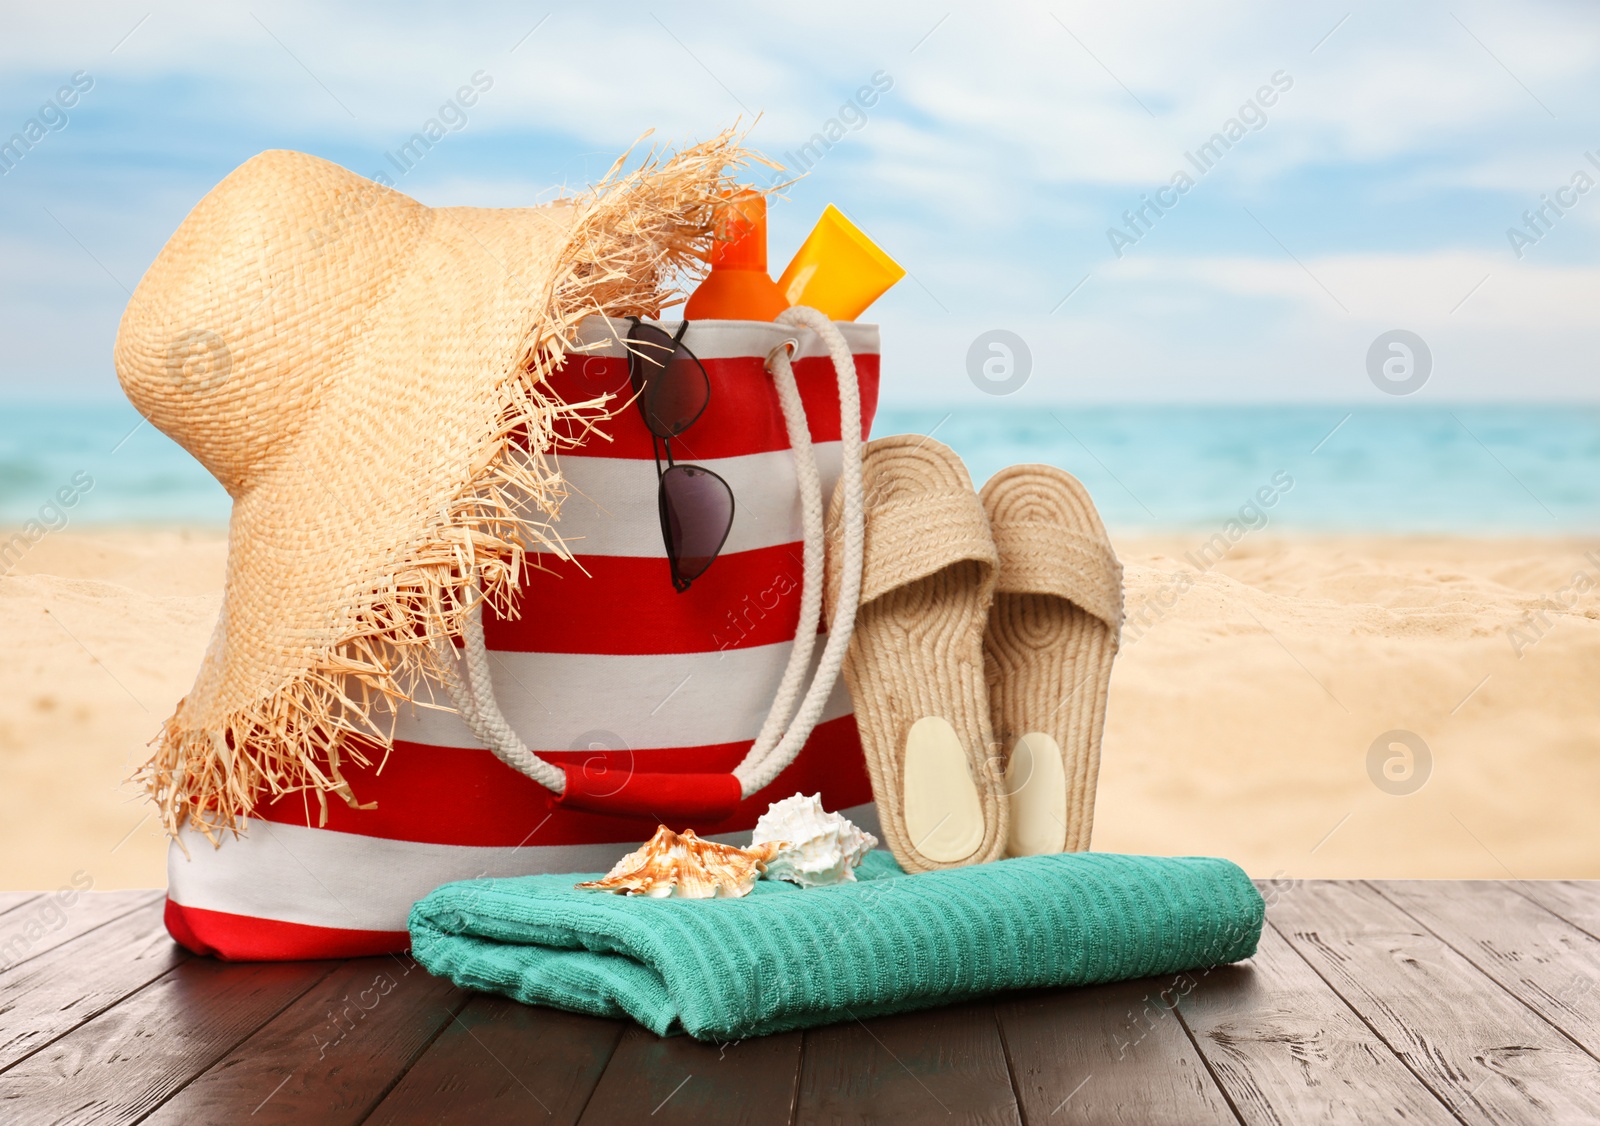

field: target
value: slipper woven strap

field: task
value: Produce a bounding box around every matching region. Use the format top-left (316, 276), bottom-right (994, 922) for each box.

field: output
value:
top-left (834, 490), bottom-right (999, 611)
top-left (989, 522), bottom-right (1124, 636)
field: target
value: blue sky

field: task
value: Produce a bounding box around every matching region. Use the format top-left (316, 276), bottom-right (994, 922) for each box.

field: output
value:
top-left (2, 0), bottom-right (1599, 406)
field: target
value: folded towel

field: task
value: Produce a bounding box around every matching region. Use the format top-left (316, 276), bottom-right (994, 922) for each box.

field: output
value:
top-left (409, 850), bottom-right (1263, 1040)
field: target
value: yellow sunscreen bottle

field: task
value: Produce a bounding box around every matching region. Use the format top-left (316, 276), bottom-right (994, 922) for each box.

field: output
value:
top-left (776, 205), bottom-right (906, 321)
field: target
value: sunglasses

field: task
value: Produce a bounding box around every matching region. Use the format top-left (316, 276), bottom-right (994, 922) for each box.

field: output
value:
top-left (626, 318), bottom-right (735, 593)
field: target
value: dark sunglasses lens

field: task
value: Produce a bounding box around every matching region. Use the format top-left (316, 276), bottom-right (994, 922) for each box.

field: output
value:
top-left (627, 322), bottom-right (672, 390)
top-left (628, 323), bottom-right (708, 438)
top-left (661, 465), bottom-right (733, 583)
top-left (654, 349), bottom-right (710, 437)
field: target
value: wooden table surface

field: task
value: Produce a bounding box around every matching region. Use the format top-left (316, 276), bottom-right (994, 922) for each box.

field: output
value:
top-left (0, 880), bottom-right (1598, 1123)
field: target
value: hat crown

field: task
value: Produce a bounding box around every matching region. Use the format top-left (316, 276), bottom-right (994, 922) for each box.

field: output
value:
top-left (115, 150), bottom-right (426, 495)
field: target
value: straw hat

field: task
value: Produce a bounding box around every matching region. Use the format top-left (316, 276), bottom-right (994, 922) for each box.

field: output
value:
top-left (114, 133), bottom-right (754, 841)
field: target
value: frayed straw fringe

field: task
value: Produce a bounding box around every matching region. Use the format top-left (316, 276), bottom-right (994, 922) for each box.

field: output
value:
top-left (142, 128), bottom-right (770, 846)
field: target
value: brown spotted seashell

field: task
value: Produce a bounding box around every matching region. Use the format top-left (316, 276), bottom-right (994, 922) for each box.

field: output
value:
top-left (576, 825), bottom-right (789, 898)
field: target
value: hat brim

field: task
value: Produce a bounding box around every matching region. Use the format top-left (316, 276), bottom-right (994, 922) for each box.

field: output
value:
top-left (115, 133), bottom-right (757, 841)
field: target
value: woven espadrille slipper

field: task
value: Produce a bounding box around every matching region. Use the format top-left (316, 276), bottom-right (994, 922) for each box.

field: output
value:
top-left (824, 435), bottom-right (1008, 873)
top-left (980, 465), bottom-right (1123, 856)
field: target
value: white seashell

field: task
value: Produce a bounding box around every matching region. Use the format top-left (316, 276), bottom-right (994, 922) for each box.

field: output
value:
top-left (751, 793), bottom-right (878, 888)
top-left (576, 825), bottom-right (786, 898)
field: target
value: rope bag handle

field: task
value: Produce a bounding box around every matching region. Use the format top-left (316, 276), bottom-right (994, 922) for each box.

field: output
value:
top-left (439, 307), bottom-right (865, 821)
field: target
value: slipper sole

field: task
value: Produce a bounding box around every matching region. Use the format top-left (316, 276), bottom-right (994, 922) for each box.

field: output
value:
top-left (981, 464), bottom-right (1122, 855)
top-left (826, 435), bottom-right (1008, 873)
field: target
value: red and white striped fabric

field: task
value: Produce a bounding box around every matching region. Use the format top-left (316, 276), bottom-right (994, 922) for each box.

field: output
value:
top-left (164, 318), bottom-right (882, 960)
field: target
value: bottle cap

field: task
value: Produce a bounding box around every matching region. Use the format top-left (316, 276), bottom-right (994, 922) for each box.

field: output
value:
top-left (775, 204), bottom-right (906, 321)
top-left (709, 189), bottom-right (768, 272)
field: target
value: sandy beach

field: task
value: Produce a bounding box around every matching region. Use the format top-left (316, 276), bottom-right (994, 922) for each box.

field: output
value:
top-left (1, 528), bottom-right (1595, 891)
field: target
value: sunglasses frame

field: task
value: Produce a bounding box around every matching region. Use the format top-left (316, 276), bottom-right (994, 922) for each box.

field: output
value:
top-left (626, 318), bottom-right (735, 593)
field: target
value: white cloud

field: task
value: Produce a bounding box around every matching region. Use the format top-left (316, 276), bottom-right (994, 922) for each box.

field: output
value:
top-left (1119, 250), bottom-right (1600, 326)
top-left (4, 0), bottom-right (1600, 399)
top-left (867, 247), bottom-right (1600, 405)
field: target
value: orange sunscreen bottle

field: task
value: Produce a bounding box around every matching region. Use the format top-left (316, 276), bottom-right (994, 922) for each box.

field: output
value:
top-left (683, 190), bottom-right (788, 321)
top-left (776, 205), bottom-right (906, 321)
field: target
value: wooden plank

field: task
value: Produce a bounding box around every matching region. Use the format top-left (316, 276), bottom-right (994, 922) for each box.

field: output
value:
top-left (578, 1022), bottom-right (802, 1125)
top-left (1511, 880), bottom-right (1600, 938)
top-left (1179, 921), bottom-right (1454, 1124)
top-left (0, 956), bottom-right (337, 1124)
top-left (1375, 880), bottom-right (1600, 1061)
top-left (0, 898), bottom-right (187, 1071)
top-left (366, 995), bottom-right (624, 1126)
top-left (0, 894), bottom-right (41, 919)
top-left (997, 977), bottom-right (1235, 1125)
top-left (796, 1000), bottom-right (1022, 1126)
top-left (1273, 879), bottom-right (1600, 1123)
top-left (0, 889), bottom-right (160, 975)
top-left (143, 953), bottom-right (469, 1125)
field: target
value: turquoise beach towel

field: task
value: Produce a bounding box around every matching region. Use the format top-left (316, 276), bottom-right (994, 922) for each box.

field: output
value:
top-left (408, 850), bottom-right (1264, 1040)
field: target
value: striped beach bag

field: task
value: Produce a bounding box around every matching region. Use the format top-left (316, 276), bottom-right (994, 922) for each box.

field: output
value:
top-left (163, 313), bottom-right (880, 959)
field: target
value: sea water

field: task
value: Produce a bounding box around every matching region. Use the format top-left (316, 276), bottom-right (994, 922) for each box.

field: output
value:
top-left (3, 399), bottom-right (1598, 534)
